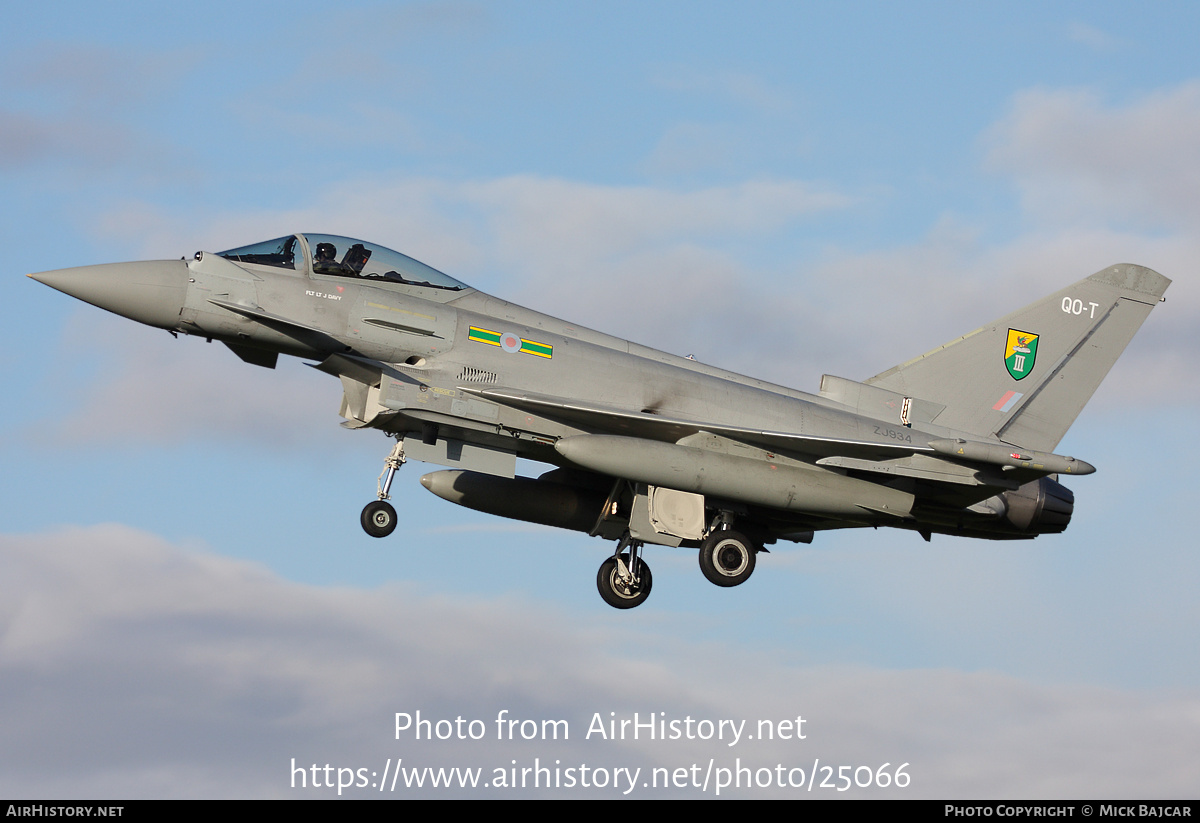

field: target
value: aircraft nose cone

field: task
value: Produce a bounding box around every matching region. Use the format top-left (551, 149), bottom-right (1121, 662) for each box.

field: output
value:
top-left (29, 259), bottom-right (190, 330)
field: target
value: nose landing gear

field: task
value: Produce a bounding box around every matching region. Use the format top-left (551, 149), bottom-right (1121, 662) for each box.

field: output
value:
top-left (361, 438), bottom-right (406, 538)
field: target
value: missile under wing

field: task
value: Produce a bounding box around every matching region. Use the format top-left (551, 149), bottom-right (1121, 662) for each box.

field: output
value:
top-left (29, 234), bottom-right (1171, 609)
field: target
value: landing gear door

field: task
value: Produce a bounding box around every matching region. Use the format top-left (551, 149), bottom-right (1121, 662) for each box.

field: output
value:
top-left (628, 485), bottom-right (705, 546)
top-left (648, 486), bottom-right (706, 540)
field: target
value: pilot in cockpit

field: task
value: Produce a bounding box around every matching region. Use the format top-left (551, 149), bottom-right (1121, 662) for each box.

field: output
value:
top-left (313, 241), bottom-right (340, 274)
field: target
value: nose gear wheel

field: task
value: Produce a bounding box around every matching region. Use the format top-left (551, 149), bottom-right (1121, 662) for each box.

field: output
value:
top-left (361, 500), bottom-right (398, 537)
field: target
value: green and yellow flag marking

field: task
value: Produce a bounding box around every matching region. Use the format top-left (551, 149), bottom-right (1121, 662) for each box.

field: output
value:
top-left (469, 326), bottom-right (553, 358)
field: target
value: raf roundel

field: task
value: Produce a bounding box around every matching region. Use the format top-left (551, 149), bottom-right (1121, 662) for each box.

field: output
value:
top-left (499, 332), bottom-right (522, 354)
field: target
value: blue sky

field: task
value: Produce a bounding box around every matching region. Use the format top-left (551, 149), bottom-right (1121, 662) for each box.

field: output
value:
top-left (2, 1), bottom-right (1198, 798)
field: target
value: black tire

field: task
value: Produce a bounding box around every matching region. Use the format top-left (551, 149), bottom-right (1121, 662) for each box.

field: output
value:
top-left (699, 530), bottom-right (756, 587)
top-left (596, 553), bottom-right (653, 609)
top-left (361, 500), bottom-right (398, 538)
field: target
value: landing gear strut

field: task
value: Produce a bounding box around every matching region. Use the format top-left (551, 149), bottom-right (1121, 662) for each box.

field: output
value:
top-left (597, 534), bottom-right (652, 609)
top-left (361, 438), bottom-right (405, 538)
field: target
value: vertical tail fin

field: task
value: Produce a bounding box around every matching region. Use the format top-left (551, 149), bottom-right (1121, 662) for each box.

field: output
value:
top-left (865, 264), bottom-right (1170, 451)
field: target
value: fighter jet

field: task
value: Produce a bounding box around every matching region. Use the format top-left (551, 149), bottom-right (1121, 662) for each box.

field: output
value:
top-left (29, 233), bottom-right (1170, 609)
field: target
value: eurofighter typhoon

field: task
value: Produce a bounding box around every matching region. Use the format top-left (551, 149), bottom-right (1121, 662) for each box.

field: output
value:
top-left (29, 234), bottom-right (1170, 608)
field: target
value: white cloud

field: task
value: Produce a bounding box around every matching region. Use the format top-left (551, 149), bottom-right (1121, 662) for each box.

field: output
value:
top-left (97, 174), bottom-right (850, 263)
top-left (29, 309), bottom-right (343, 449)
top-left (462, 176), bottom-right (850, 263)
top-left (2, 525), bottom-right (1197, 798)
top-left (986, 83), bottom-right (1200, 229)
top-left (778, 225), bottom-right (1199, 404)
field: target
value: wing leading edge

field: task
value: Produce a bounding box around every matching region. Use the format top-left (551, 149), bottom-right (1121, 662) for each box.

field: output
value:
top-left (460, 385), bottom-right (932, 462)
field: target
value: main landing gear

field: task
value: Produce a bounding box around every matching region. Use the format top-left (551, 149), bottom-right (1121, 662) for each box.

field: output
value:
top-left (596, 534), bottom-right (652, 609)
top-left (593, 520), bottom-right (762, 610)
top-left (361, 438), bottom-right (405, 538)
top-left (698, 529), bottom-right (757, 587)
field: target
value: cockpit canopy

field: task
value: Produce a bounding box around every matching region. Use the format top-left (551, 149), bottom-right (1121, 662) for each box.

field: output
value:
top-left (218, 234), bottom-right (468, 291)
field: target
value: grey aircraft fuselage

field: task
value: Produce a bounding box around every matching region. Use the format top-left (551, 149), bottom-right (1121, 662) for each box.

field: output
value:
top-left (29, 232), bottom-right (1171, 609)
